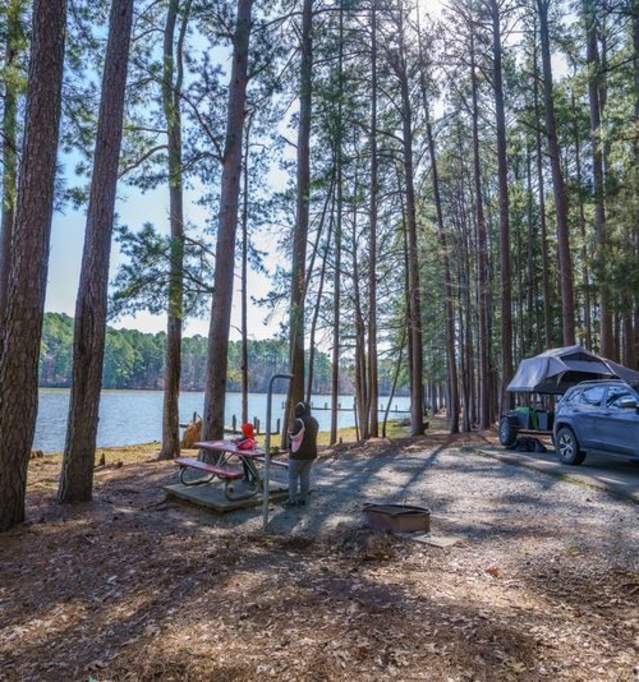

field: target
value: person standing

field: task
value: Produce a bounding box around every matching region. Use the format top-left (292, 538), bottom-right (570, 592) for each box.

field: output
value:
top-left (286, 401), bottom-right (318, 507)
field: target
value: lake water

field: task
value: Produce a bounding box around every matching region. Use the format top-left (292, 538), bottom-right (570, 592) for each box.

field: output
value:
top-left (33, 388), bottom-right (411, 452)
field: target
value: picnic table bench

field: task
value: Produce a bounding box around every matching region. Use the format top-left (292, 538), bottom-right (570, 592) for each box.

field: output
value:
top-left (175, 457), bottom-right (244, 483)
top-left (175, 440), bottom-right (288, 501)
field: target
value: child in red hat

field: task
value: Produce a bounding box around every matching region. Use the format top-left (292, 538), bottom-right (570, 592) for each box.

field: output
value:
top-left (236, 422), bottom-right (257, 450)
top-left (235, 422), bottom-right (257, 483)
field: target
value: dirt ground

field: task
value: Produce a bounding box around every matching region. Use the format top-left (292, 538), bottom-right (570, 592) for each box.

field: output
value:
top-left (1, 422), bottom-right (638, 681)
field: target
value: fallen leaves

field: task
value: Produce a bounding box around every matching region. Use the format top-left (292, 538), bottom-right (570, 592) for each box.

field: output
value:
top-left (2, 438), bottom-right (639, 681)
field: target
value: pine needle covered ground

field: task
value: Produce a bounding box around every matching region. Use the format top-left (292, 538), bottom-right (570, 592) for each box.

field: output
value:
top-left (1, 420), bottom-right (638, 681)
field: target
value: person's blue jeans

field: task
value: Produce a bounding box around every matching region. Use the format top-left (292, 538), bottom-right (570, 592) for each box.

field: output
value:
top-left (288, 459), bottom-right (313, 503)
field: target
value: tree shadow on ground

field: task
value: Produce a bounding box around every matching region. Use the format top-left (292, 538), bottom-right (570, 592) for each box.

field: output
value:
top-left (0, 520), bottom-right (560, 681)
top-left (3, 434), bottom-right (638, 680)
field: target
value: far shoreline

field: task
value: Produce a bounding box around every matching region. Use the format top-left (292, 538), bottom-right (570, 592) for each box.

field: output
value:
top-left (38, 385), bottom-right (410, 398)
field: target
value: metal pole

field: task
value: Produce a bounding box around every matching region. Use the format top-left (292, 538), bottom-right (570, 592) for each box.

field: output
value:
top-left (262, 373), bottom-right (293, 532)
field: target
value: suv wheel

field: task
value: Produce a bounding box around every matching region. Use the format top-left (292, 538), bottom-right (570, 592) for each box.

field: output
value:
top-left (556, 427), bottom-right (586, 465)
top-left (499, 416), bottom-right (518, 448)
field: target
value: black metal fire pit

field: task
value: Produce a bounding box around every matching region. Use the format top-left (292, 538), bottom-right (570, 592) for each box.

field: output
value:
top-left (363, 503), bottom-right (431, 533)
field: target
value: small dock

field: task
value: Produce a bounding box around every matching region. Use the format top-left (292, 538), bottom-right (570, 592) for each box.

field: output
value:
top-left (281, 401), bottom-right (411, 415)
top-left (180, 413), bottom-right (281, 436)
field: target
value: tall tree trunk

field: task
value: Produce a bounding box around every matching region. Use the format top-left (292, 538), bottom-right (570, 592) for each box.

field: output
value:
top-left (0, 0), bottom-right (25, 321)
top-left (457, 131), bottom-right (477, 426)
top-left (367, 0), bottom-right (379, 437)
top-left (420, 72), bottom-right (459, 433)
top-left (458, 239), bottom-right (472, 432)
top-left (622, 303), bottom-right (635, 367)
top-left (159, 0), bottom-right (191, 460)
top-left (397, 7), bottom-right (424, 436)
top-left (57, 0), bottom-right (134, 503)
top-left (240, 115), bottom-right (253, 425)
top-left (351, 169), bottom-right (368, 440)
top-left (525, 141), bottom-right (537, 354)
top-left (630, 0), bottom-right (639, 366)
top-left (202, 0), bottom-right (253, 444)
top-left (516, 156), bottom-right (525, 356)
top-left (330, 1), bottom-right (344, 445)
top-left (571, 90), bottom-right (593, 350)
top-left (286, 0), bottom-right (313, 437)
top-left (0, 0), bottom-right (67, 530)
top-left (490, 0), bottom-right (513, 412)
top-left (302, 170), bottom-right (333, 400)
top-left (583, 0), bottom-right (612, 357)
top-left (470, 28), bottom-right (491, 429)
top-left (485, 203), bottom-right (498, 424)
top-left (397, 163), bottom-right (414, 416)
top-left (537, 0), bottom-right (576, 345)
top-left (532, 30), bottom-right (552, 348)
top-left (307, 186), bottom-right (335, 402)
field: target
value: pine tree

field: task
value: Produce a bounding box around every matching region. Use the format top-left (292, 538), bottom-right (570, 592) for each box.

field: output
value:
top-left (0, 0), bottom-right (67, 530)
top-left (58, 0), bottom-right (134, 503)
top-left (0, 0), bottom-right (27, 321)
top-left (202, 0), bottom-right (254, 443)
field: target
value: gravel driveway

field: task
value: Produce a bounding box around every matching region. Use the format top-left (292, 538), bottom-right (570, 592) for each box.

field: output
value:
top-left (476, 445), bottom-right (639, 503)
top-left (203, 437), bottom-right (639, 565)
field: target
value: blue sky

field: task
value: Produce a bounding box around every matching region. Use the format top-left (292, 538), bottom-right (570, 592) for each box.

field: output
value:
top-left (45, 158), bottom-right (283, 340)
top-left (45, 20), bottom-right (287, 342)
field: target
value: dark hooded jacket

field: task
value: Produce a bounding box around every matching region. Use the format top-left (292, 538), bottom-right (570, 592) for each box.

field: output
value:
top-left (290, 401), bottom-right (318, 461)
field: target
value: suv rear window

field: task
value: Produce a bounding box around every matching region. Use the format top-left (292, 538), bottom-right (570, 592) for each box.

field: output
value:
top-left (579, 385), bottom-right (605, 406)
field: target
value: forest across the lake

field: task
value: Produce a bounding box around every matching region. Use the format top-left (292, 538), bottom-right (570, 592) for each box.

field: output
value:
top-left (40, 313), bottom-right (408, 395)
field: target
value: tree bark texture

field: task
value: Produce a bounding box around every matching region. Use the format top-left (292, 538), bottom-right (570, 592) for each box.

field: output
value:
top-left (285, 0), bottom-right (312, 443)
top-left (0, 0), bottom-right (25, 321)
top-left (490, 0), bottom-right (513, 412)
top-left (240, 117), bottom-right (252, 425)
top-left (351, 169), bottom-right (368, 440)
top-left (425, 113), bottom-right (460, 434)
top-left (159, 0), bottom-right (191, 460)
top-left (367, 0), bottom-right (379, 437)
top-left (202, 0), bottom-right (253, 443)
top-left (537, 0), bottom-right (576, 345)
top-left (572, 91), bottom-right (593, 350)
top-left (0, 0), bottom-right (67, 530)
top-left (419, 37), bottom-right (459, 433)
top-left (397, 8), bottom-right (424, 436)
top-left (58, 0), bottom-right (134, 502)
top-left (330, 1), bottom-right (344, 445)
top-left (583, 0), bottom-right (612, 357)
top-left (532, 30), bottom-right (553, 349)
top-left (470, 29), bottom-right (491, 429)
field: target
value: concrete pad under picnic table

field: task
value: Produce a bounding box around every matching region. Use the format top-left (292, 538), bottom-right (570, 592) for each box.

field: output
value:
top-left (476, 446), bottom-right (639, 504)
top-left (163, 481), bottom-right (289, 513)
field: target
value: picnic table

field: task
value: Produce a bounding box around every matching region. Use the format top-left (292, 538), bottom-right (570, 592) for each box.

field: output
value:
top-left (175, 440), bottom-right (288, 501)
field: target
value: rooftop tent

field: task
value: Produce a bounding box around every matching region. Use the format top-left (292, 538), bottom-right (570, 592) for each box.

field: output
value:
top-left (507, 345), bottom-right (639, 395)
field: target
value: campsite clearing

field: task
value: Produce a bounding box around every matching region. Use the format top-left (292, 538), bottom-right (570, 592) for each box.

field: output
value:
top-left (1, 421), bottom-right (637, 681)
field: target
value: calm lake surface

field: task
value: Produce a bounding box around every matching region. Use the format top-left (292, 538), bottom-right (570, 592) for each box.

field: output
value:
top-left (34, 388), bottom-right (411, 452)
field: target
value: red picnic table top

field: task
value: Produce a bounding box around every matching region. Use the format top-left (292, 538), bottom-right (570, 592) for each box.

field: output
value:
top-left (193, 439), bottom-right (265, 457)
top-left (192, 440), bottom-right (288, 469)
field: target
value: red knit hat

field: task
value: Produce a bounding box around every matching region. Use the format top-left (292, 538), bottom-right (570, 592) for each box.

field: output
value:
top-left (242, 422), bottom-right (255, 438)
